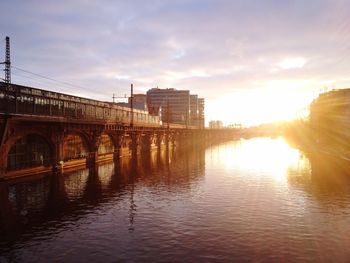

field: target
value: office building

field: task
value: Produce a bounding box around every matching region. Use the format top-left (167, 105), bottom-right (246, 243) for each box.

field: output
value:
top-left (129, 94), bottom-right (148, 111)
top-left (198, 98), bottom-right (205, 128)
top-left (147, 88), bottom-right (190, 125)
top-left (209, 120), bottom-right (223, 129)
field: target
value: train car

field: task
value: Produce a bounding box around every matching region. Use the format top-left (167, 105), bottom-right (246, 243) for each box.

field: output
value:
top-left (0, 82), bottom-right (164, 128)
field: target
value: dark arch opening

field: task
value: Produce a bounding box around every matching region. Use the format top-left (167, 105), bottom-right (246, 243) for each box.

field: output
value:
top-left (7, 134), bottom-right (52, 170)
top-left (63, 134), bottom-right (89, 161)
top-left (98, 134), bottom-right (115, 154)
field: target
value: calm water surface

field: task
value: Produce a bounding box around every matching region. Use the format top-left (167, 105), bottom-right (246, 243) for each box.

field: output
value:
top-left (1, 137), bottom-right (350, 262)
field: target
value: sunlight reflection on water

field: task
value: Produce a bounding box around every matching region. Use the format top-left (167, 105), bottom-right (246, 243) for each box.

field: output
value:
top-left (1, 137), bottom-right (350, 262)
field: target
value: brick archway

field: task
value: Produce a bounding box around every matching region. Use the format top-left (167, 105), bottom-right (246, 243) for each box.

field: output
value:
top-left (6, 133), bottom-right (54, 171)
top-left (62, 132), bottom-right (91, 161)
top-left (97, 133), bottom-right (115, 155)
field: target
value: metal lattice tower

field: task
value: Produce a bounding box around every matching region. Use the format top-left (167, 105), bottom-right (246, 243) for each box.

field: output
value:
top-left (4, 36), bottom-right (11, 83)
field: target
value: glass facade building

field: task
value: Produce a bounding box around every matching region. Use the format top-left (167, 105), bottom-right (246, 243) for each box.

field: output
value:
top-left (146, 88), bottom-right (204, 127)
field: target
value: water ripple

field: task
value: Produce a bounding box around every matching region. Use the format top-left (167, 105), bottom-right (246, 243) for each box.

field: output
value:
top-left (1, 138), bottom-right (350, 262)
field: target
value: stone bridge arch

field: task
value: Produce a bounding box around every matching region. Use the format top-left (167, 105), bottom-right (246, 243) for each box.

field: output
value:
top-left (6, 133), bottom-right (54, 171)
top-left (97, 132), bottom-right (115, 155)
top-left (62, 132), bottom-right (91, 162)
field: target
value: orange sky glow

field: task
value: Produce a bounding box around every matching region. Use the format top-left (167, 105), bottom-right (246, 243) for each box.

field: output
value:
top-left (1, 1), bottom-right (350, 126)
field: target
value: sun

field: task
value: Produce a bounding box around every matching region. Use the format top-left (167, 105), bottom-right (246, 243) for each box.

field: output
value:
top-left (207, 83), bottom-right (315, 126)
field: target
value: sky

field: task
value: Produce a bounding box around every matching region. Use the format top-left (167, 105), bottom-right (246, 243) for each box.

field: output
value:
top-left (1, 0), bottom-right (350, 126)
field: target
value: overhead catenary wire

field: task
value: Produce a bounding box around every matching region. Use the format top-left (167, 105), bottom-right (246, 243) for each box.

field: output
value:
top-left (11, 65), bottom-right (99, 94)
top-left (12, 70), bottom-right (103, 99)
top-left (11, 67), bottom-right (78, 92)
top-left (11, 71), bottom-right (61, 88)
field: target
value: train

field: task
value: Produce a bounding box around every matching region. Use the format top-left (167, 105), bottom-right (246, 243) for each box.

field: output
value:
top-left (0, 82), bottom-right (192, 129)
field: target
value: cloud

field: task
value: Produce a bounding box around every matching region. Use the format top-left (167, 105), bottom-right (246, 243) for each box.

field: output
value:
top-left (277, 57), bottom-right (306, 70)
top-left (1, 0), bottom-right (350, 124)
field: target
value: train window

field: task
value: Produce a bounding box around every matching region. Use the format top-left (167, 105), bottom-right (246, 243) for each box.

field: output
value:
top-left (51, 100), bottom-right (61, 115)
top-left (7, 86), bottom-right (16, 92)
top-left (86, 105), bottom-right (95, 117)
top-left (96, 107), bottom-right (103, 119)
top-left (21, 88), bottom-right (31, 95)
top-left (104, 108), bottom-right (110, 119)
top-left (63, 101), bottom-right (76, 117)
top-left (76, 103), bottom-right (85, 117)
top-left (32, 89), bottom-right (42, 96)
top-left (46, 92), bottom-right (58, 99)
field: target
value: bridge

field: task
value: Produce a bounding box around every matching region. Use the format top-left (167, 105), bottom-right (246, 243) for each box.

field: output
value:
top-left (0, 82), bottom-right (239, 180)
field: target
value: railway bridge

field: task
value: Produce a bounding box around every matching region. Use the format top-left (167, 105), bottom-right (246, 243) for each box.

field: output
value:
top-left (0, 82), bottom-right (238, 180)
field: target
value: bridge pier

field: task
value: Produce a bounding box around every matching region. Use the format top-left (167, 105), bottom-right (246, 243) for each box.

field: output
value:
top-left (119, 134), bottom-right (132, 157)
top-left (170, 132), bottom-right (177, 148)
top-left (139, 132), bottom-right (156, 153)
top-left (52, 130), bottom-right (64, 174)
top-left (88, 131), bottom-right (101, 169)
top-left (88, 151), bottom-right (98, 168)
top-left (139, 134), bottom-right (149, 153)
top-left (111, 133), bottom-right (124, 159)
top-left (131, 133), bottom-right (142, 158)
top-left (157, 132), bottom-right (167, 151)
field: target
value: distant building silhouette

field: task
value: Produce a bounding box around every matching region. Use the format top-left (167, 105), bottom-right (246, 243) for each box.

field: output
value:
top-left (209, 120), bottom-right (223, 129)
top-left (310, 88), bottom-right (350, 150)
top-left (114, 87), bottom-right (204, 128)
top-left (116, 102), bottom-right (129, 108)
top-left (147, 88), bottom-right (189, 125)
top-left (198, 98), bottom-right (205, 128)
top-left (146, 88), bottom-right (204, 128)
top-left (129, 94), bottom-right (148, 111)
top-left (116, 94), bottom-right (148, 111)
top-left (190, 94), bottom-right (199, 127)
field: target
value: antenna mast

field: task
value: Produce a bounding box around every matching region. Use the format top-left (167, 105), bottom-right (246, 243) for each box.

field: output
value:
top-left (3, 36), bottom-right (11, 83)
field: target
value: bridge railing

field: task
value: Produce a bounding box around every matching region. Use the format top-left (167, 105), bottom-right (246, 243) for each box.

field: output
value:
top-left (0, 82), bottom-right (161, 127)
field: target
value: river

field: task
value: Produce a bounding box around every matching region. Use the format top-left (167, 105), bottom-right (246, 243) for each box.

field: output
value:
top-left (1, 137), bottom-right (350, 262)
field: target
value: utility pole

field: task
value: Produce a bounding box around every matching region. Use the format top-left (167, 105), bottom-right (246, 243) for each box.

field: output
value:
top-left (1, 36), bottom-right (11, 84)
